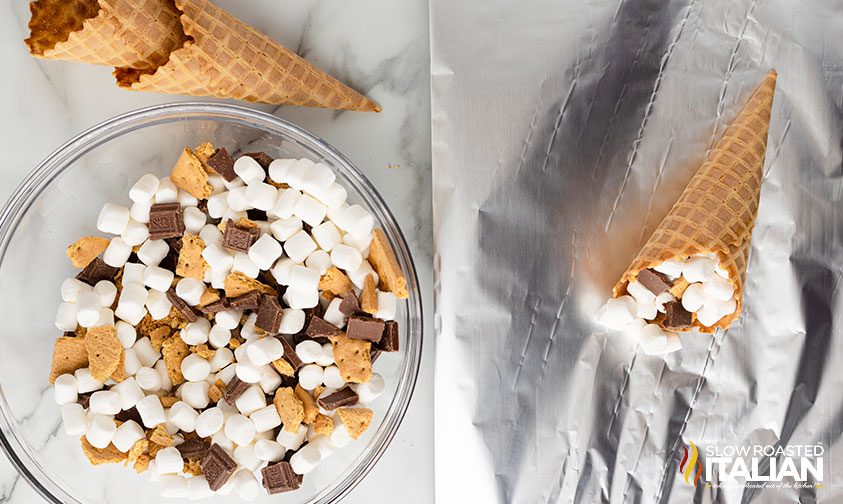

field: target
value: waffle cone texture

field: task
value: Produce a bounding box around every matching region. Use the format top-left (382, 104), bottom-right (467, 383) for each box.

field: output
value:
top-left (25, 0), bottom-right (379, 111)
top-left (612, 71), bottom-right (777, 333)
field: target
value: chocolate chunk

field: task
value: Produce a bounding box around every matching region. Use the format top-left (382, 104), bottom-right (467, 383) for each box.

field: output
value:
top-left (75, 257), bottom-right (119, 286)
top-left (637, 268), bottom-right (673, 295)
top-left (148, 203), bottom-right (185, 240)
top-left (256, 295), bottom-right (284, 333)
top-left (317, 387), bottom-right (359, 411)
top-left (201, 443), bottom-right (237, 491)
top-left (246, 209), bottom-right (268, 222)
top-left (199, 299), bottom-right (229, 315)
top-left (206, 148), bottom-right (237, 182)
top-left (158, 242), bottom-right (179, 272)
top-left (223, 376), bottom-right (249, 403)
top-left (346, 316), bottom-right (385, 343)
top-left (380, 320), bottom-right (399, 352)
top-left (278, 337), bottom-right (302, 371)
top-left (114, 407), bottom-right (143, 425)
top-left (663, 301), bottom-right (693, 330)
top-left (166, 289), bottom-right (199, 322)
top-left (229, 291), bottom-right (262, 311)
top-left (166, 237), bottom-right (183, 253)
top-left (244, 151), bottom-right (274, 169)
top-left (338, 291), bottom-right (360, 316)
top-left (177, 438), bottom-right (210, 460)
top-left (261, 461), bottom-right (301, 494)
top-left (306, 317), bottom-right (343, 338)
top-left (222, 220), bottom-right (260, 253)
top-left (77, 392), bottom-right (92, 409)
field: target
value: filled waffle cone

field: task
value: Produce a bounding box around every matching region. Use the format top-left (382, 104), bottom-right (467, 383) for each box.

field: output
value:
top-left (612, 71), bottom-right (777, 333)
top-left (25, 0), bottom-right (186, 70)
top-left (114, 0), bottom-right (380, 111)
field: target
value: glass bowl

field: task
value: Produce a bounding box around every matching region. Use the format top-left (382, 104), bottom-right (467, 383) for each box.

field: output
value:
top-left (0, 103), bottom-right (422, 503)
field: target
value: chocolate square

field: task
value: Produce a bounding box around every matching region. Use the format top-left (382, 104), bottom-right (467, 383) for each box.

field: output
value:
top-left (338, 291), bottom-right (360, 316)
top-left (148, 203), bottom-right (185, 240)
top-left (637, 268), bottom-right (673, 295)
top-left (223, 376), bottom-right (249, 403)
top-left (663, 301), bottom-right (692, 330)
top-left (176, 438), bottom-right (210, 460)
top-left (201, 444), bottom-right (237, 491)
top-left (229, 291), bottom-right (262, 311)
top-left (166, 288), bottom-right (199, 322)
top-left (206, 148), bottom-right (237, 182)
top-left (279, 337), bottom-right (302, 371)
top-left (199, 299), bottom-right (229, 316)
top-left (306, 317), bottom-right (343, 338)
top-left (75, 257), bottom-right (119, 286)
top-left (244, 151), bottom-right (274, 169)
top-left (346, 316), bottom-right (385, 343)
top-left (256, 295), bottom-right (284, 333)
top-left (114, 407), bottom-right (143, 425)
top-left (261, 461), bottom-right (300, 494)
top-left (380, 320), bottom-right (399, 352)
top-left (317, 387), bottom-right (359, 411)
top-left (222, 220), bottom-right (260, 253)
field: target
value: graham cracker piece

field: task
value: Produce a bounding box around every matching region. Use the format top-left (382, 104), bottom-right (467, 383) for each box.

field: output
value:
top-left (110, 349), bottom-right (126, 382)
top-left (80, 437), bottom-right (127, 465)
top-left (368, 229), bottom-right (408, 298)
top-left (148, 441), bottom-right (165, 458)
top-left (66, 236), bottom-right (110, 268)
top-left (133, 453), bottom-right (151, 473)
top-left (329, 333), bottom-right (372, 383)
top-left (319, 267), bottom-right (354, 300)
top-left (336, 408), bottom-right (373, 439)
top-left (360, 275), bottom-right (378, 314)
top-left (193, 142), bottom-right (216, 170)
top-left (271, 358), bottom-right (295, 377)
top-left (149, 424), bottom-right (174, 447)
top-left (176, 234), bottom-right (208, 280)
top-left (85, 325), bottom-right (122, 382)
top-left (160, 396), bottom-right (180, 408)
top-left (209, 379), bottom-right (225, 403)
top-left (161, 335), bottom-right (190, 385)
top-left (295, 385), bottom-right (318, 425)
top-left (198, 288), bottom-right (221, 307)
top-left (669, 276), bottom-right (691, 298)
top-left (190, 343), bottom-right (215, 360)
top-left (49, 336), bottom-right (88, 383)
top-left (170, 147), bottom-right (212, 199)
top-left (223, 271), bottom-right (276, 298)
top-left (273, 387), bottom-right (304, 432)
top-left (228, 337), bottom-right (242, 349)
top-left (184, 458), bottom-right (203, 476)
top-left (217, 217), bottom-right (257, 233)
top-left (137, 310), bottom-right (187, 340)
top-left (126, 439), bottom-right (148, 467)
top-left (313, 413), bottom-right (334, 437)
top-left (149, 326), bottom-right (171, 352)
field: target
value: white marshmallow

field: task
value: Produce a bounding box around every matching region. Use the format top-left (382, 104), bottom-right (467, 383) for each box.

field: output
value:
top-left (254, 439), bottom-right (285, 462)
top-left (595, 295), bottom-right (637, 330)
top-left (311, 221), bottom-right (341, 251)
top-left (94, 307), bottom-right (115, 327)
top-left (298, 364), bottom-right (324, 391)
top-left (112, 420), bottom-right (145, 452)
top-left (175, 277), bottom-right (205, 306)
top-left (180, 381), bottom-right (210, 409)
top-left (336, 205), bottom-right (374, 240)
top-left (284, 230), bottom-right (317, 263)
top-left (322, 365), bottom-right (346, 389)
top-left (240, 313), bottom-right (258, 339)
top-left (208, 324), bottom-right (231, 349)
top-left (270, 257), bottom-right (296, 285)
top-left (202, 243), bottom-right (234, 272)
top-left (89, 390), bottom-right (122, 415)
top-left (326, 203), bottom-right (349, 223)
top-left (232, 444), bottom-right (262, 473)
top-left (61, 403), bottom-right (88, 435)
top-left (702, 274), bottom-right (735, 301)
top-left (296, 340), bottom-right (322, 364)
top-left (639, 323), bottom-right (670, 355)
top-left (92, 280), bottom-right (117, 308)
top-left (225, 414), bottom-right (256, 446)
top-left (136, 366), bottom-right (162, 392)
top-left (181, 206), bottom-right (206, 235)
top-left (121, 218), bottom-right (149, 247)
top-left (160, 475), bottom-right (188, 498)
top-left (655, 291), bottom-right (676, 313)
top-left (636, 298), bottom-right (657, 320)
top-left (283, 158), bottom-right (313, 189)
top-left (232, 252), bottom-right (259, 278)
top-left (245, 182), bottom-right (278, 211)
top-left (270, 216), bottom-right (304, 243)
top-left (209, 347), bottom-right (234, 372)
top-left (290, 444), bottom-right (321, 475)
top-left (302, 162), bottom-right (336, 193)
top-left (247, 337), bottom-right (285, 366)
top-left (682, 255), bottom-right (715, 284)
top-left (124, 348), bottom-right (142, 376)
top-left (61, 278), bottom-right (90, 302)
top-left (143, 266), bottom-right (174, 293)
top-left (330, 244), bottom-right (363, 273)
top-left (323, 298), bottom-right (346, 328)
top-left (315, 182), bottom-right (347, 209)
top-left (268, 158), bottom-right (295, 183)
top-left (653, 258), bottom-right (684, 279)
top-left (330, 423), bottom-right (353, 448)
top-left (627, 280), bottom-right (656, 303)
top-left (146, 289), bottom-right (173, 320)
top-left (181, 354), bottom-right (211, 382)
top-left (248, 404), bottom-right (281, 434)
top-left (279, 309), bottom-right (306, 334)
top-left (309, 436), bottom-right (336, 459)
top-left (130, 174), bottom-right (160, 203)
top-left (55, 302), bottom-right (78, 332)
top-left (681, 283), bottom-right (707, 312)
top-left (276, 425), bottom-right (307, 452)
top-left (115, 282), bottom-right (148, 325)
top-left (112, 377), bottom-right (144, 410)
top-left (375, 291), bottom-right (398, 321)
top-left (288, 264), bottom-right (320, 292)
top-left (156, 446), bottom-right (184, 475)
top-left (194, 407), bottom-right (225, 438)
top-left (235, 362), bottom-right (263, 384)
top-left (215, 309), bottom-right (243, 330)
top-left (235, 385), bottom-right (267, 416)
top-left (248, 234), bottom-right (284, 270)
top-left (293, 194), bottom-right (327, 227)
top-left (115, 321), bottom-right (137, 349)
top-left (74, 293), bottom-right (101, 331)
top-left (75, 368), bottom-right (104, 393)
top-left (177, 189), bottom-right (198, 208)
top-left (167, 402), bottom-right (199, 433)
top-left (155, 177), bottom-right (179, 203)
top-left (137, 240), bottom-right (168, 266)
top-left (102, 237), bottom-right (132, 268)
top-left (130, 199), bottom-right (152, 224)
top-left (227, 186), bottom-right (251, 212)
top-left (147, 461), bottom-right (159, 482)
top-left (207, 192), bottom-right (229, 220)
top-left (353, 372), bottom-right (385, 403)
top-left (199, 224), bottom-right (223, 247)
top-left (282, 288), bottom-right (318, 310)
top-left (53, 374), bottom-right (78, 405)
top-left (97, 203), bottom-right (131, 235)
top-left (232, 469), bottom-right (260, 501)
top-left (269, 188), bottom-right (302, 221)
top-left (85, 415), bottom-right (117, 449)
top-left (133, 337), bottom-right (161, 367)
top-left (348, 261), bottom-right (378, 289)
top-left (234, 156), bottom-right (266, 184)
top-left (305, 249), bottom-right (332, 274)
top-left (258, 366), bottom-right (282, 395)
top-left (316, 343), bottom-right (335, 367)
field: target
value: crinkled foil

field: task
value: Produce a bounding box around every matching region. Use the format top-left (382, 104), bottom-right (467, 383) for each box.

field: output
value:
top-left (431, 0), bottom-right (843, 502)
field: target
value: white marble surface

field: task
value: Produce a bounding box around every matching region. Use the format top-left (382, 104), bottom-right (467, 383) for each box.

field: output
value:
top-left (0, 0), bottom-right (432, 502)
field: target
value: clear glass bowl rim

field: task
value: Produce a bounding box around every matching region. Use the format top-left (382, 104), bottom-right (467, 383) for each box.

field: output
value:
top-left (0, 102), bottom-right (423, 504)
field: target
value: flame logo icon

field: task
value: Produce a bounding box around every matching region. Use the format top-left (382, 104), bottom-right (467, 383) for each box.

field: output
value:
top-left (679, 441), bottom-right (703, 486)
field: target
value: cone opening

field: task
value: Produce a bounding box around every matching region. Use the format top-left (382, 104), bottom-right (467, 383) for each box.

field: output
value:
top-left (25, 0), bottom-right (102, 56)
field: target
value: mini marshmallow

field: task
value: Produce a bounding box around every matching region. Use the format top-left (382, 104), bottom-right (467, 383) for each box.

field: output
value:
top-left (682, 255), bottom-right (715, 284)
top-left (279, 309), bottom-right (306, 334)
top-left (342, 231), bottom-right (372, 254)
top-left (232, 252), bottom-right (260, 278)
top-left (54, 302), bottom-right (78, 332)
top-left (639, 323), bottom-right (670, 355)
top-left (375, 291), bottom-right (398, 321)
top-left (115, 321), bottom-right (137, 349)
top-left (653, 259), bottom-right (684, 279)
top-left (330, 244), bottom-right (363, 273)
top-left (268, 187), bottom-right (302, 221)
top-left (240, 313), bottom-right (258, 339)
top-left (124, 348), bottom-right (142, 376)
top-left (75, 368), bottom-right (104, 393)
top-left (627, 280), bottom-right (656, 303)
top-left (75, 291), bottom-right (102, 328)
top-left (270, 257), bottom-right (296, 285)
top-left (97, 203), bottom-right (131, 235)
top-left (121, 218), bottom-right (149, 247)
top-left (235, 385), bottom-right (267, 416)
top-left (249, 234), bottom-right (284, 270)
top-left (143, 266), bottom-right (175, 292)
top-left (246, 182), bottom-right (278, 211)
top-left (311, 221), bottom-right (341, 251)
top-left (296, 340), bottom-right (322, 364)
top-left (347, 261), bottom-right (378, 289)
top-left (85, 415), bottom-right (117, 449)
top-left (655, 291), bottom-right (676, 313)
top-left (94, 307), bottom-right (115, 327)
top-left (147, 461), bottom-right (159, 482)
top-left (702, 274), bottom-right (735, 301)
top-left (133, 337), bottom-right (161, 367)
top-left (234, 156), bottom-right (265, 184)
top-left (160, 475), bottom-right (188, 498)
top-left (53, 374), bottom-right (78, 405)
top-left (353, 372), bottom-right (385, 404)
top-left (215, 309), bottom-right (242, 330)
top-left (61, 278), bottom-right (90, 302)
top-left (246, 337), bottom-right (285, 366)
top-left (155, 177), bottom-right (179, 203)
top-left (232, 469), bottom-right (260, 501)
top-left (195, 407), bottom-right (225, 437)
top-left (177, 189), bottom-right (198, 207)
top-left (595, 295), bottom-right (637, 330)
top-left (209, 347), bottom-right (234, 372)
top-left (284, 230), bottom-right (317, 263)
top-left (254, 439), bottom-right (285, 462)
top-left (636, 298), bottom-right (657, 320)
top-left (258, 366), bottom-right (282, 395)
top-left (89, 390), bottom-right (122, 415)
top-left (336, 205), bottom-right (374, 240)
top-left (283, 288), bottom-right (319, 309)
top-left (315, 343), bottom-right (335, 367)
top-left (233, 444), bottom-right (262, 472)
top-left (208, 324), bottom-right (231, 349)
top-left (298, 364), bottom-right (324, 391)
top-left (309, 436), bottom-right (336, 459)
top-left (323, 298), bottom-right (346, 328)
top-left (288, 264), bottom-right (320, 292)
top-left (156, 446), bottom-right (184, 475)
top-left (276, 424), bottom-right (307, 451)
top-left (681, 283), bottom-right (707, 312)
top-left (180, 381), bottom-right (210, 409)
top-left (137, 240), bottom-right (169, 266)
top-left (330, 423), bottom-right (353, 448)
top-left (299, 162), bottom-right (335, 194)
top-left (175, 277), bottom-right (205, 306)
top-left (249, 404), bottom-right (282, 433)
top-left (225, 414), bottom-right (256, 446)
top-left (168, 402), bottom-right (199, 433)
top-left (207, 174), bottom-right (226, 194)
top-left (146, 288), bottom-right (173, 320)
top-left (222, 209), bottom-right (248, 223)
top-left (93, 280), bottom-right (118, 307)
top-left (283, 158), bottom-right (312, 189)
top-left (187, 473), bottom-right (214, 500)
top-left (268, 158), bottom-right (295, 183)
top-left (697, 298), bottom-right (736, 327)
top-left (326, 203), bottom-right (349, 223)
top-left (322, 365), bottom-right (346, 389)
top-left (269, 217), bottom-right (303, 244)
top-left (183, 206), bottom-right (206, 234)
top-left (227, 186), bottom-right (251, 212)
top-left (113, 377), bottom-right (144, 409)
top-left (202, 243), bottom-right (234, 272)
top-left (293, 194), bottom-right (327, 227)
top-left (315, 182), bottom-right (347, 209)
top-left (181, 354), bottom-right (211, 382)
top-left (290, 444), bottom-right (321, 475)
top-left (136, 366), bottom-right (162, 392)
top-left (130, 200), bottom-right (152, 224)
top-left (305, 249), bottom-right (332, 274)
top-left (115, 282), bottom-right (148, 325)
top-left (130, 174), bottom-right (160, 203)
top-left (199, 223), bottom-right (223, 246)
top-left (207, 192), bottom-right (229, 219)
top-left (181, 319), bottom-right (211, 346)
top-left (61, 403), bottom-right (87, 435)
top-left (235, 362), bottom-right (263, 384)
top-left (112, 420), bottom-right (145, 452)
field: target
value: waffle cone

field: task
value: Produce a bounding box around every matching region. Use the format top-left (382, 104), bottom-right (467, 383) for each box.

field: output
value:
top-left (25, 0), bottom-right (185, 70)
top-left (113, 0), bottom-right (380, 111)
top-left (612, 71), bottom-right (777, 333)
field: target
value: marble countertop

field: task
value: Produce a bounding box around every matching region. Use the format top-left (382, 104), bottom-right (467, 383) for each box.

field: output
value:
top-left (0, 0), bottom-right (433, 502)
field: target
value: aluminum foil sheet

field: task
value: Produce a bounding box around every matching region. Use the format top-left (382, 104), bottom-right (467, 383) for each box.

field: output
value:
top-left (431, 1), bottom-right (843, 502)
